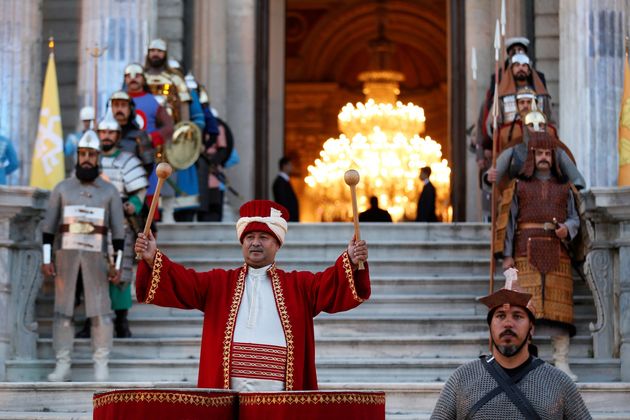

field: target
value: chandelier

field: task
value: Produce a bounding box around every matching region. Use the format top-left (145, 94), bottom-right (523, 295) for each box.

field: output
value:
top-left (305, 67), bottom-right (451, 222)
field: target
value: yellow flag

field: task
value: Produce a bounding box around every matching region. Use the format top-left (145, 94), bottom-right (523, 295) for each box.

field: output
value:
top-left (618, 51), bottom-right (630, 186)
top-left (30, 51), bottom-right (64, 189)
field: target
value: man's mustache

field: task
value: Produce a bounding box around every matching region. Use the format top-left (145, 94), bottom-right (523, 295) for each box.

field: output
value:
top-left (538, 160), bottom-right (550, 165)
top-left (500, 329), bottom-right (517, 338)
top-left (115, 111), bottom-right (126, 118)
top-left (249, 246), bottom-right (263, 252)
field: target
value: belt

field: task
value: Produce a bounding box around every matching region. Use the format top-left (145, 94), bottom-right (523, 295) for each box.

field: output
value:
top-left (517, 222), bottom-right (556, 231)
top-left (60, 223), bottom-right (107, 235)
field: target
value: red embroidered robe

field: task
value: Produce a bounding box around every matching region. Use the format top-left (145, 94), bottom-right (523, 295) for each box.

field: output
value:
top-left (136, 250), bottom-right (371, 390)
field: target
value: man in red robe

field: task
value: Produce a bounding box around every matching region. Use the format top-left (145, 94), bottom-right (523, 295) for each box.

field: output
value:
top-left (134, 199), bottom-right (370, 391)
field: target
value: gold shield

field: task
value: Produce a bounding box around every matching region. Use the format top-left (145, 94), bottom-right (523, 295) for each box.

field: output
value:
top-left (164, 121), bottom-right (202, 170)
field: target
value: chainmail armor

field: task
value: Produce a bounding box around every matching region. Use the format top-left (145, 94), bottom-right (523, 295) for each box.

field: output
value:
top-left (430, 357), bottom-right (592, 420)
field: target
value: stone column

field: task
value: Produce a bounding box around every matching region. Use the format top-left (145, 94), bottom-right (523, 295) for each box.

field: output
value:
top-left (559, 0), bottom-right (628, 187)
top-left (193, 0), bottom-right (228, 116)
top-left (0, 187), bottom-right (48, 380)
top-left (0, 0), bottom-right (42, 185)
top-left (224, 0), bottom-right (256, 202)
top-left (77, 0), bottom-right (157, 120)
top-left (583, 187), bottom-right (630, 380)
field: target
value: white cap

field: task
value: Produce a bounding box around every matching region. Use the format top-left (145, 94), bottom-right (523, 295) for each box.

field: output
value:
top-left (124, 63), bottom-right (145, 78)
top-left (148, 38), bottom-right (167, 51)
top-left (505, 37), bottom-right (530, 52)
top-left (185, 72), bottom-right (198, 90)
top-left (110, 90), bottom-right (131, 102)
top-left (79, 106), bottom-right (95, 121)
top-left (511, 53), bottom-right (530, 65)
top-left (77, 130), bottom-right (101, 152)
top-left (97, 108), bottom-right (121, 132)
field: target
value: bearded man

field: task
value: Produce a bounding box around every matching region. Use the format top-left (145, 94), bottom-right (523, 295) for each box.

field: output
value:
top-left (41, 130), bottom-right (125, 381)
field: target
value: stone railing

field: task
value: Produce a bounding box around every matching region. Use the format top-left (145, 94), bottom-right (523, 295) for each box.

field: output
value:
top-left (0, 187), bottom-right (48, 381)
top-left (582, 187), bottom-right (630, 381)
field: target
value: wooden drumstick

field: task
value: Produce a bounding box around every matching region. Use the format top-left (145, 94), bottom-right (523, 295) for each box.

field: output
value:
top-left (344, 169), bottom-right (365, 270)
top-left (136, 162), bottom-right (172, 260)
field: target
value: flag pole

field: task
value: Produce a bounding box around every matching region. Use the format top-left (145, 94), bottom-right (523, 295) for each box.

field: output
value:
top-left (489, 20), bottom-right (501, 294)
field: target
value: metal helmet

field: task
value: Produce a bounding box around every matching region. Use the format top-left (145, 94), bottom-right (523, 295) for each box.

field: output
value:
top-left (79, 106), bottom-right (95, 121)
top-left (110, 90), bottom-right (131, 103)
top-left (97, 108), bottom-right (121, 132)
top-left (515, 86), bottom-right (536, 102)
top-left (124, 63), bottom-right (145, 79)
top-left (524, 99), bottom-right (546, 132)
top-left (77, 130), bottom-right (101, 152)
top-left (185, 72), bottom-right (198, 90)
top-left (148, 38), bottom-right (167, 52)
top-left (511, 53), bottom-right (531, 66)
top-left (505, 37), bottom-right (530, 54)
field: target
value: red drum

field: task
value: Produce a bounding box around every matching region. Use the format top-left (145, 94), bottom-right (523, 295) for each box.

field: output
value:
top-left (93, 389), bottom-right (238, 420)
top-left (238, 390), bottom-right (386, 420)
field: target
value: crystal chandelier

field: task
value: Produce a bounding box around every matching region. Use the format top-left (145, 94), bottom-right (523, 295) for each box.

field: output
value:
top-left (305, 66), bottom-right (451, 222)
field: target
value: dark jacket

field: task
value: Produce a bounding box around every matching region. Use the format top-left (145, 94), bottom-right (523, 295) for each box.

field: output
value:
top-left (273, 175), bottom-right (299, 222)
top-left (416, 181), bottom-right (437, 222)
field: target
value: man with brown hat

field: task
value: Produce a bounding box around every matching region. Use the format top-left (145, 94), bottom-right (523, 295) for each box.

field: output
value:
top-left (430, 270), bottom-right (591, 419)
top-left (134, 199), bottom-right (370, 391)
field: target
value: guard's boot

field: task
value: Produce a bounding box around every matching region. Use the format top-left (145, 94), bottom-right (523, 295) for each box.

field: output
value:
top-left (75, 318), bottom-right (91, 338)
top-left (48, 316), bottom-right (74, 381)
top-left (161, 197), bottom-right (175, 223)
top-left (92, 316), bottom-right (114, 382)
top-left (47, 349), bottom-right (72, 382)
top-left (552, 335), bottom-right (578, 381)
top-left (114, 309), bottom-right (132, 338)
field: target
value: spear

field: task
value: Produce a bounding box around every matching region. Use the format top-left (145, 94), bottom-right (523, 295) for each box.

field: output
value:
top-left (489, 19), bottom-right (501, 294)
top-left (500, 0), bottom-right (507, 66)
top-left (87, 44), bottom-right (107, 122)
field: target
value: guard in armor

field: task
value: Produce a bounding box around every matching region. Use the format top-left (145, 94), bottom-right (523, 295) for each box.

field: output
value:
top-left (430, 270), bottom-right (591, 419)
top-left (98, 111), bottom-right (149, 337)
top-left (486, 53), bottom-right (553, 139)
top-left (41, 130), bottom-right (125, 382)
top-left (502, 133), bottom-right (581, 381)
top-left (144, 38), bottom-right (191, 123)
top-left (110, 90), bottom-right (155, 173)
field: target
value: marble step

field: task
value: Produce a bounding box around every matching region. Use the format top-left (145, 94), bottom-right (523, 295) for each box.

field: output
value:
top-left (158, 240), bottom-right (489, 260)
top-left (1, 381), bottom-right (628, 418)
top-left (172, 257), bottom-right (494, 276)
top-left (35, 292), bottom-right (596, 320)
top-left (35, 313), bottom-right (598, 338)
top-left (36, 335), bottom-right (595, 360)
top-left (4, 357), bottom-right (621, 383)
top-left (155, 222), bottom-right (492, 243)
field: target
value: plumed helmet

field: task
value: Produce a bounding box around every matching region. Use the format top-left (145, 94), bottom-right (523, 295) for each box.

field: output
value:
top-left (478, 268), bottom-right (536, 324)
top-left (79, 106), bottom-right (95, 121)
top-left (77, 130), bottom-right (101, 152)
top-left (148, 38), bottom-right (167, 52)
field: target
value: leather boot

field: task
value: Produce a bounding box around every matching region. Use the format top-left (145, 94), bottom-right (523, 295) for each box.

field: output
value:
top-left (115, 309), bottom-right (132, 338)
top-left (552, 335), bottom-right (578, 381)
top-left (48, 316), bottom-right (74, 381)
top-left (92, 316), bottom-right (114, 382)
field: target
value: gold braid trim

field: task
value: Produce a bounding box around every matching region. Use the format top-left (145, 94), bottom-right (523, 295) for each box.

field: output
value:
top-left (269, 264), bottom-right (295, 390)
top-left (222, 264), bottom-right (247, 389)
top-left (239, 392), bottom-right (385, 406)
top-left (93, 391), bottom-right (235, 408)
top-left (144, 249), bottom-right (163, 304)
top-left (342, 251), bottom-right (364, 303)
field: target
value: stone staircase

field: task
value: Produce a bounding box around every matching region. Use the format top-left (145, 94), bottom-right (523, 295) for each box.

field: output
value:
top-left (2, 222), bottom-right (629, 419)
